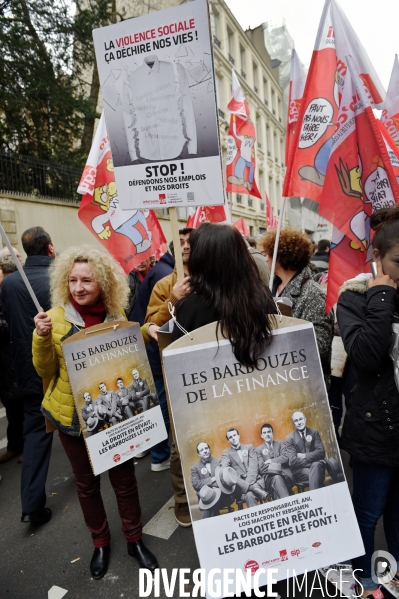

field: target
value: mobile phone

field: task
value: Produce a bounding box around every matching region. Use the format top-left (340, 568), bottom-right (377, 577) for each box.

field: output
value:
top-left (370, 262), bottom-right (378, 279)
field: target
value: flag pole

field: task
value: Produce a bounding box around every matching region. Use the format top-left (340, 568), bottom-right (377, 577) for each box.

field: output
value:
top-left (268, 196), bottom-right (287, 291)
top-left (169, 207), bottom-right (184, 282)
top-left (0, 222), bottom-right (42, 312)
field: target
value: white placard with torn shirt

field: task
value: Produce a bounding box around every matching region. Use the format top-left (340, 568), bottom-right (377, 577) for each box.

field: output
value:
top-left (93, 0), bottom-right (225, 209)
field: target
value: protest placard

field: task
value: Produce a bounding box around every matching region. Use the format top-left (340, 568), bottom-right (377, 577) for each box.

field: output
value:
top-left (62, 321), bottom-right (167, 475)
top-left (92, 0), bottom-right (225, 210)
top-left (162, 318), bottom-right (363, 596)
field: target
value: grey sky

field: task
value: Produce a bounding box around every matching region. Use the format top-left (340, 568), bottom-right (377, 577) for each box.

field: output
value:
top-left (225, 0), bottom-right (398, 90)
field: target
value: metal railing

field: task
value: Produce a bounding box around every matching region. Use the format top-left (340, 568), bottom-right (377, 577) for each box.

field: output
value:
top-left (213, 35), bottom-right (221, 48)
top-left (0, 152), bottom-right (81, 203)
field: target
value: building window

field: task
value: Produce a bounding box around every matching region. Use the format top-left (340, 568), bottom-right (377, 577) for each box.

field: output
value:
top-left (216, 73), bottom-right (223, 109)
top-left (271, 88), bottom-right (276, 114)
top-left (248, 198), bottom-right (253, 208)
top-left (240, 45), bottom-right (246, 77)
top-left (266, 125), bottom-right (272, 157)
top-left (263, 78), bottom-right (269, 105)
top-left (253, 62), bottom-right (258, 91)
top-left (227, 28), bottom-right (234, 61)
top-left (256, 114), bottom-right (262, 146)
top-left (210, 10), bottom-right (219, 38)
top-left (236, 194), bottom-right (243, 204)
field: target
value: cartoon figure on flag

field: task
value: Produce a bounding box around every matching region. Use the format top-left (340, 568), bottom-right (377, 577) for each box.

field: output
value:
top-left (318, 56), bottom-right (399, 309)
top-left (226, 70), bottom-right (261, 199)
top-left (78, 113), bottom-right (167, 274)
top-left (283, 0), bottom-right (385, 204)
top-left (90, 158), bottom-right (153, 253)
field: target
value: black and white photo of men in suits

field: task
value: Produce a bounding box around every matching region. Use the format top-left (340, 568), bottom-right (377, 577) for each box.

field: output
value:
top-left (285, 411), bottom-right (325, 490)
top-left (115, 377), bottom-right (135, 420)
top-left (221, 428), bottom-right (269, 507)
top-left (96, 382), bottom-right (123, 426)
top-left (255, 423), bottom-right (293, 500)
top-left (81, 392), bottom-right (102, 436)
top-left (129, 369), bottom-right (157, 412)
top-left (191, 442), bottom-right (226, 518)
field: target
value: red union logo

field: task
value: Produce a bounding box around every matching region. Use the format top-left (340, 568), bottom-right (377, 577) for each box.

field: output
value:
top-left (113, 454), bottom-right (121, 463)
top-left (146, 438), bottom-right (150, 442)
top-left (279, 549), bottom-right (288, 561)
top-left (291, 549), bottom-right (301, 557)
top-left (159, 194), bottom-right (166, 204)
top-left (244, 560), bottom-right (259, 576)
top-left (130, 445), bottom-right (134, 451)
top-left (312, 542), bottom-right (321, 548)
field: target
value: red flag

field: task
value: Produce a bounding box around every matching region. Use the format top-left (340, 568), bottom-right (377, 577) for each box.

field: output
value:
top-left (326, 227), bottom-right (368, 312)
top-left (283, 0), bottom-right (385, 203)
top-left (186, 205), bottom-right (229, 228)
top-left (381, 54), bottom-right (399, 147)
top-left (226, 70), bottom-right (261, 199)
top-left (265, 193), bottom-right (278, 230)
top-left (77, 114), bottom-right (167, 274)
top-left (285, 49), bottom-right (307, 167)
top-left (319, 57), bottom-right (399, 308)
top-left (233, 217), bottom-right (250, 236)
top-left (319, 57), bottom-right (399, 248)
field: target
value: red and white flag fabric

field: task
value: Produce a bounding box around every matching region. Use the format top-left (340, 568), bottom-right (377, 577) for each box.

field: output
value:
top-left (285, 49), bottom-right (307, 167)
top-left (381, 54), bottom-right (399, 147)
top-left (77, 113), bottom-right (167, 274)
top-left (318, 57), bottom-right (399, 310)
top-left (226, 70), bottom-right (261, 199)
top-left (233, 217), bottom-right (250, 236)
top-left (326, 227), bottom-right (368, 312)
top-left (186, 205), bottom-right (229, 228)
top-left (265, 193), bottom-right (278, 230)
top-left (283, 0), bottom-right (385, 204)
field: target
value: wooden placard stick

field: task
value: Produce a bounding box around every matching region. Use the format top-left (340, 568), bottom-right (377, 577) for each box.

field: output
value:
top-left (169, 207), bottom-right (184, 281)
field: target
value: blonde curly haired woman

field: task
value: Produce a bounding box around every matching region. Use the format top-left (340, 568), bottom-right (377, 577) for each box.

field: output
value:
top-left (32, 246), bottom-right (159, 580)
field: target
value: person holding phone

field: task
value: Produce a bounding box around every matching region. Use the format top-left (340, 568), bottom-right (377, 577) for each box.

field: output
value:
top-left (337, 207), bottom-right (399, 599)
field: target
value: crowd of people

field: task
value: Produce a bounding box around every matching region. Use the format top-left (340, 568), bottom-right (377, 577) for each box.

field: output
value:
top-left (0, 213), bottom-right (398, 599)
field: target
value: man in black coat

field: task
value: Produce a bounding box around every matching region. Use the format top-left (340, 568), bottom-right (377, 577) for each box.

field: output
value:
top-left (285, 411), bottom-right (325, 490)
top-left (0, 257), bottom-right (24, 463)
top-left (131, 248), bottom-right (175, 468)
top-left (1, 227), bottom-right (55, 523)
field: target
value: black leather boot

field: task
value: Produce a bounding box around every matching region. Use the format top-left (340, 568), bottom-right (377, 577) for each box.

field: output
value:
top-left (90, 545), bottom-right (111, 579)
top-left (127, 539), bottom-right (159, 571)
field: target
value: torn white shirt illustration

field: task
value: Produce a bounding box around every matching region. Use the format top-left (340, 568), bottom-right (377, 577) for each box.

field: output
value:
top-left (122, 55), bottom-right (197, 162)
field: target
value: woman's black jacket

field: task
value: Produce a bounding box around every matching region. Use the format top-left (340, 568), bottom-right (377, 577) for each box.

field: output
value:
top-left (337, 278), bottom-right (399, 466)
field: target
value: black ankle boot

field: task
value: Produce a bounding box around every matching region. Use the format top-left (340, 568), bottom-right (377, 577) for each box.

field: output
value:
top-left (127, 539), bottom-right (159, 571)
top-left (90, 545), bottom-right (111, 579)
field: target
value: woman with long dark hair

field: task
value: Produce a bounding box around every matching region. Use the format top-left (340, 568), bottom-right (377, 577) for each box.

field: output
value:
top-left (337, 207), bottom-right (399, 599)
top-left (171, 223), bottom-right (277, 365)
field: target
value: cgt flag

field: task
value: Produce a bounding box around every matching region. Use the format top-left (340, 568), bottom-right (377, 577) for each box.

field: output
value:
top-left (285, 49), bottom-right (307, 167)
top-left (319, 57), bottom-right (399, 309)
top-left (283, 0), bottom-right (385, 204)
top-left (326, 227), bottom-right (368, 312)
top-left (265, 193), bottom-right (278, 230)
top-left (226, 70), bottom-right (261, 199)
top-left (77, 113), bottom-right (167, 274)
top-left (186, 205), bottom-right (229, 228)
top-left (233, 217), bottom-right (250, 236)
top-left (381, 54), bottom-right (399, 147)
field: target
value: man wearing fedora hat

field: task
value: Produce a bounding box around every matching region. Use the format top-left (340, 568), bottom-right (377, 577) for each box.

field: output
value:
top-left (255, 423), bottom-right (293, 500)
top-left (191, 442), bottom-right (233, 518)
top-left (285, 411), bottom-right (326, 490)
top-left (221, 429), bottom-right (269, 507)
top-left (81, 392), bottom-right (101, 436)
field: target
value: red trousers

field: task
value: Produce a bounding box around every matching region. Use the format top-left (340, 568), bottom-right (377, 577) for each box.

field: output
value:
top-left (59, 430), bottom-right (143, 547)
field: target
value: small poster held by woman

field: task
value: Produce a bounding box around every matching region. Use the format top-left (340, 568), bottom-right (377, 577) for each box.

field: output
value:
top-left (62, 321), bottom-right (167, 475)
